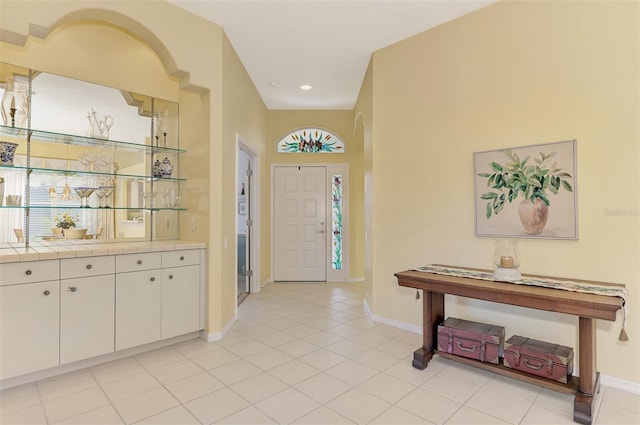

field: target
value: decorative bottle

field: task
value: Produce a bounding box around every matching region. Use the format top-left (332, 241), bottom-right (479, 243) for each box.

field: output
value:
top-left (161, 157), bottom-right (173, 178)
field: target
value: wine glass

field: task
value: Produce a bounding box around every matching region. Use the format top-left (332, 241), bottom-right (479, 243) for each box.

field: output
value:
top-left (98, 186), bottom-right (115, 208)
top-left (74, 187), bottom-right (96, 208)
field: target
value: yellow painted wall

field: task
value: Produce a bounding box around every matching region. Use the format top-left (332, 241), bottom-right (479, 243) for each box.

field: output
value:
top-left (362, 0), bottom-right (639, 383)
top-left (266, 109), bottom-right (364, 281)
top-left (0, 0), bottom-right (268, 336)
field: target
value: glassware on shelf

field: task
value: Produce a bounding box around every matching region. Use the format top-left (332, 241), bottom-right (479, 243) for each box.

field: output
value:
top-left (74, 187), bottom-right (96, 208)
top-left (142, 191), bottom-right (156, 209)
top-left (98, 185), bottom-right (115, 208)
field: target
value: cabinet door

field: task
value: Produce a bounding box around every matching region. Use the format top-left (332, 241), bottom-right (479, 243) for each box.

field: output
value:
top-left (162, 265), bottom-right (200, 339)
top-left (60, 275), bottom-right (115, 365)
top-left (0, 281), bottom-right (60, 379)
top-left (115, 269), bottom-right (161, 351)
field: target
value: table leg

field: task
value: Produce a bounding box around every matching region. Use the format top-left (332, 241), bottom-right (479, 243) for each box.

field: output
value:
top-left (412, 291), bottom-right (444, 369)
top-left (574, 316), bottom-right (599, 425)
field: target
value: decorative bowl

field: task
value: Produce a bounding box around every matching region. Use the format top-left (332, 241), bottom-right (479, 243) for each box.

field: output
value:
top-left (5, 194), bottom-right (22, 205)
top-left (0, 141), bottom-right (19, 166)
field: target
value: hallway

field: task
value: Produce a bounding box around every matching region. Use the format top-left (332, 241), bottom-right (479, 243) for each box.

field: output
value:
top-left (1, 282), bottom-right (638, 424)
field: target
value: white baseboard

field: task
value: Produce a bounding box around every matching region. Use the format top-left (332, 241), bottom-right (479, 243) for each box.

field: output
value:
top-left (349, 276), bottom-right (365, 282)
top-left (201, 315), bottom-right (236, 342)
top-left (362, 298), bottom-right (639, 395)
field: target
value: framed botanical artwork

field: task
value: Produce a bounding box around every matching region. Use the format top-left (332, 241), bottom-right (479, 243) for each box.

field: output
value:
top-left (474, 140), bottom-right (578, 239)
top-left (238, 201), bottom-right (247, 215)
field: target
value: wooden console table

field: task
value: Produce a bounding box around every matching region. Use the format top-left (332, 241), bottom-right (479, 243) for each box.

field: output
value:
top-left (395, 268), bottom-right (625, 425)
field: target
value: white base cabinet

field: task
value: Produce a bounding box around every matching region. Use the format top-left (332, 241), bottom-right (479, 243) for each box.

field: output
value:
top-left (60, 275), bottom-right (115, 365)
top-left (0, 247), bottom-right (204, 383)
top-left (0, 281), bottom-right (60, 380)
top-left (116, 269), bottom-right (162, 351)
top-left (162, 265), bottom-right (200, 339)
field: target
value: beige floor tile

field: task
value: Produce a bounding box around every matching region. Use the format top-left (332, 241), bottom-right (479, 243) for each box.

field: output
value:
top-left (368, 406), bottom-right (432, 424)
top-left (325, 340), bottom-right (369, 358)
top-left (55, 405), bottom-right (123, 424)
top-left (146, 359), bottom-right (203, 385)
top-left (520, 404), bottom-right (575, 425)
top-left (326, 323), bottom-right (362, 338)
top-left (420, 370), bottom-right (482, 403)
top-left (352, 349), bottom-right (399, 371)
top-left (357, 373), bottom-right (415, 404)
top-left (91, 357), bottom-right (146, 385)
top-left (466, 386), bottom-right (533, 424)
top-left (255, 388), bottom-right (320, 424)
top-left (135, 347), bottom-right (186, 370)
top-left (533, 388), bottom-right (575, 416)
top-left (439, 360), bottom-right (493, 386)
top-left (164, 372), bottom-right (225, 403)
top-left (264, 317), bottom-right (299, 330)
top-left (0, 403), bottom-right (47, 425)
top-left (253, 330), bottom-right (297, 347)
top-left (326, 360), bottom-right (378, 386)
top-left (173, 337), bottom-right (221, 358)
top-left (209, 359), bottom-right (263, 385)
top-left (283, 324), bottom-right (323, 339)
top-left (190, 347), bottom-right (239, 370)
top-left (294, 372), bottom-right (352, 404)
top-left (305, 318), bottom-right (342, 331)
top-left (482, 374), bottom-right (542, 402)
top-left (43, 387), bottom-right (110, 424)
top-left (37, 370), bottom-right (98, 402)
top-left (396, 387), bottom-right (461, 425)
top-left (302, 331), bottom-right (344, 347)
top-left (224, 340), bottom-right (272, 358)
top-left (184, 388), bottom-right (249, 425)
top-left (0, 383), bottom-right (40, 415)
top-left (213, 406), bottom-right (278, 424)
top-left (382, 359), bottom-right (444, 386)
top-left (349, 330), bottom-right (391, 348)
top-left (214, 331), bottom-right (251, 348)
top-left (277, 340), bottom-right (323, 358)
top-left (100, 371), bottom-right (160, 403)
top-left (369, 325), bottom-right (408, 339)
top-left (245, 348), bottom-right (294, 370)
top-left (298, 348), bottom-right (348, 370)
top-left (375, 338), bottom-right (420, 359)
top-left (292, 406), bottom-right (355, 424)
top-left (268, 360), bottom-right (321, 386)
top-left (326, 388), bottom-right (391, 424)
top-left (230, 372), bottom-right (288, 404)
top-left (113, 387), bottom-right (179, 425)
top-left (135, 405), bottom-right (199, 425)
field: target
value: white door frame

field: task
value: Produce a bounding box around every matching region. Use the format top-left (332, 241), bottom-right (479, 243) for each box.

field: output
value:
top-left (270, 163), bottom-right (349, 283)
top-left (236, 134), bottom-right (261, 296)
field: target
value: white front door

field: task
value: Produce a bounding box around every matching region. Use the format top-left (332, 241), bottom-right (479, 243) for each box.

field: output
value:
top-left (274, 166), bottom-right (326, 281)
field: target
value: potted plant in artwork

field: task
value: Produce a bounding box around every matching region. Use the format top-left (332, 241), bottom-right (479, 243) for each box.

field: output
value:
top-left (478, 150), bottom-right (573, 235)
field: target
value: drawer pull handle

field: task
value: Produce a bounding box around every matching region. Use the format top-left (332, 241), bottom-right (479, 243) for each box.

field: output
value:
top-left (137, 260), bottom-right (143, 265)
top-left (43, 290), bottom-right (50, 296)
top-left (86, 264), bottom-right (93, 270)
top-left (68, 287), bottom-right (77, 293)
top-left (150, 277), bottom-right (156, 282)
top-left (180, 256), bottom-right (185, 261)
top-left (455, 341), bottom-right (478, 353)
top-left (169, 274), bottom-right (174, 280)
top-left (25, 270), bottom-right (32, 276)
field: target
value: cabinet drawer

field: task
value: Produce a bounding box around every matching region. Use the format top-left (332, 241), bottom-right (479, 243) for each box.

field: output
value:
top-left (162, 249), bottom-right (200, 268)
top-left (61, 256), bottom-right (115, 279)
top-left (116, 252), bottom-right (161, 273)
top-left (0, 260), bottom-right (60, 286)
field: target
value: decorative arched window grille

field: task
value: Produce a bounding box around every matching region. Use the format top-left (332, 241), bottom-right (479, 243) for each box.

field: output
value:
top-left (277, 128), bottom-right (345, 153)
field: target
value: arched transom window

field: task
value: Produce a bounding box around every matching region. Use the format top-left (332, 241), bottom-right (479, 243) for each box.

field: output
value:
top-left (277, 128), bottom-right (345, 153)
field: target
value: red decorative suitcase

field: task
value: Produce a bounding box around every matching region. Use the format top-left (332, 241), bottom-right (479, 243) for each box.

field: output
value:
top-left (503, 335), bottom-right (574, 384)
top-left (437, 317), bottom-right (505, 364)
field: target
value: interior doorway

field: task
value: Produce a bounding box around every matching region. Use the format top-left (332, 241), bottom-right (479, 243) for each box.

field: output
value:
top-left (237, 135), bottom-right (260, 306)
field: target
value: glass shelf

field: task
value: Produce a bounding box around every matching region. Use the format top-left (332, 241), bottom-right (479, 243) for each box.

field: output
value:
top-left (0, 125), bottom-right (185, 154)
top-left (6, 164), bottom-right (186, 182)
top-left (1, 205), bottom-right (186, 211)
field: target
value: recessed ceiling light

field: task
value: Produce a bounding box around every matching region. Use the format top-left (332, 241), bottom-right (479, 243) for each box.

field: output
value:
top-left (300, 84), bottom-right (312, 91)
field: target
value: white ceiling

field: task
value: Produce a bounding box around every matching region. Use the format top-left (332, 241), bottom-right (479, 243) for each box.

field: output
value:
top-left (167, 0), bottom-right (495, 110)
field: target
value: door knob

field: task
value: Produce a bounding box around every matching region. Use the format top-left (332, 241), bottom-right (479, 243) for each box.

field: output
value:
top-left (318, 229), bottom-right (325, 234)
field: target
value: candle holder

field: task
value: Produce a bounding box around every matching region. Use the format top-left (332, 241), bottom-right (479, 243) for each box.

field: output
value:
top-left (493, 239), bottom-right (521, 281)
top-left (9, 107), bottom-right (16, 127)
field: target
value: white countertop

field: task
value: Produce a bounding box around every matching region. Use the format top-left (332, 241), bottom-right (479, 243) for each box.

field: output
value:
top-left (0, 239), bottom-right (206, 263)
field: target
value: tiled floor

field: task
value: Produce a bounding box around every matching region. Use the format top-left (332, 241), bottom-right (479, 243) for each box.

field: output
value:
top-left (1, 282), bottom-right (638, 425)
